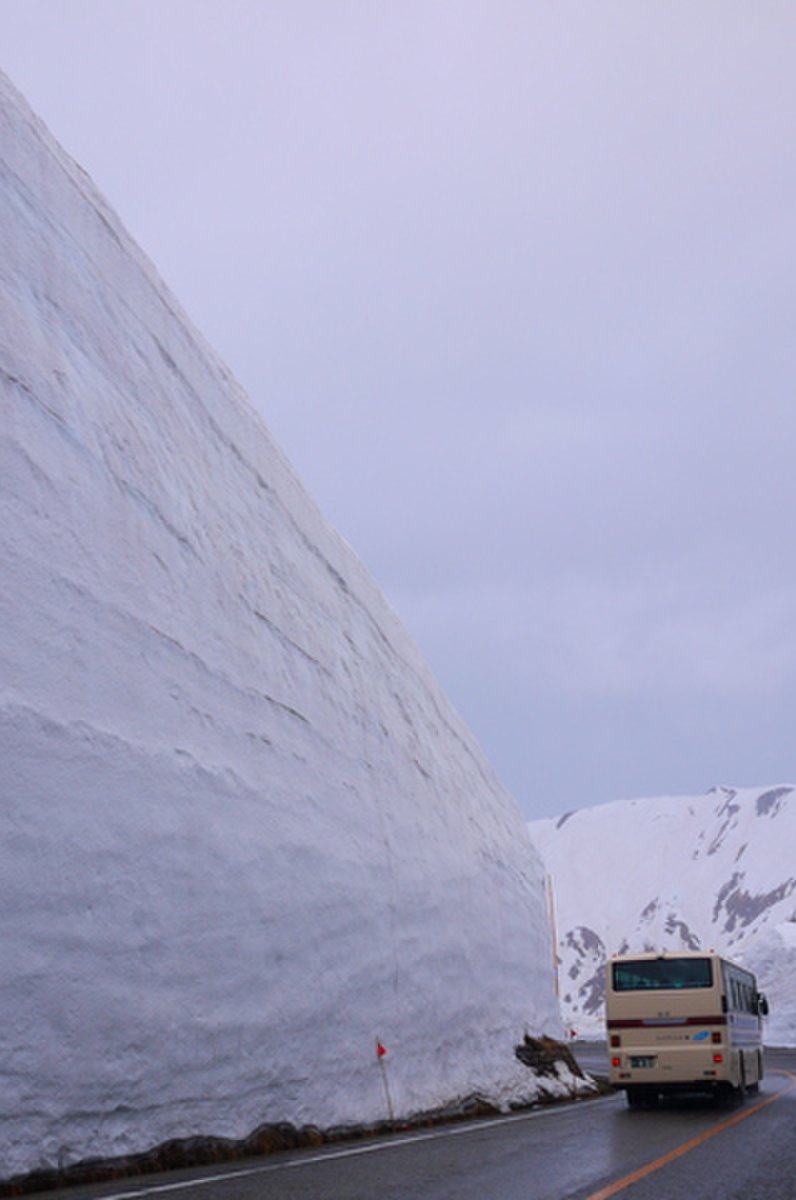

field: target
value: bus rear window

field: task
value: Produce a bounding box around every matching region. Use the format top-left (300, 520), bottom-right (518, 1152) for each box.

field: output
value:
top-left (612, 957), bottom-right (713, 991)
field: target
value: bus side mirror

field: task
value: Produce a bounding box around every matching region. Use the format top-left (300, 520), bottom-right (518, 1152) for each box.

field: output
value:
top-left (757, 993), bottom-right (769, 1017)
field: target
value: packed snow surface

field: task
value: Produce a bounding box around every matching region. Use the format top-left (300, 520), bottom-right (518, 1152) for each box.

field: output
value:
top-left (530, 785), bottom-right (796, 1046)
top-left (0, 70), bottom-right (561, 1179)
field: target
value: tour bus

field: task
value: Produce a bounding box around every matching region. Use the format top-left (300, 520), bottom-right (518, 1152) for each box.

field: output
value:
top-left (605, 950), bottom-right (768, 1107)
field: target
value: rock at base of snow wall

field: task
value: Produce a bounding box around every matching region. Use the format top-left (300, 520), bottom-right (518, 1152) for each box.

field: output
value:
top-left (0, 69), bottom-right (560, 1179)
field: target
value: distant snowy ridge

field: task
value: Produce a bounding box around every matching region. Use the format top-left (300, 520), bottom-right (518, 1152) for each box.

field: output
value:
top-left (529, 786), bottom-right (796, 1045)
top-left (0, 68), bottom-right (562, 1181)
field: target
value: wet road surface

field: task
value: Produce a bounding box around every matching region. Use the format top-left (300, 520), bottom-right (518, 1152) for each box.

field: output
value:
top-left (22, 1049), bottom-right (796, 1200)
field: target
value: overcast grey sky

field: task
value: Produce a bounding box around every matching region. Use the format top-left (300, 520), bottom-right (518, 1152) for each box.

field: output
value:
top-left (2, 1), bottom-right (795, 818)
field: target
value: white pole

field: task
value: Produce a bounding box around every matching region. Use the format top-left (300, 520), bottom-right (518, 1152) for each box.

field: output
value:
top-left (546, 874), bottom-right (560, 1003)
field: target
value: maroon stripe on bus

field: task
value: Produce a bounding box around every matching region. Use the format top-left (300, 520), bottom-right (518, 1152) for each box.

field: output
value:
top-left (606, 1016), bottom-right (728, 1028)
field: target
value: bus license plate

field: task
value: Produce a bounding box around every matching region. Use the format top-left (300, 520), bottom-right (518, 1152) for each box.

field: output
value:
top-left (630, 1056), bottom-right (656, 1068)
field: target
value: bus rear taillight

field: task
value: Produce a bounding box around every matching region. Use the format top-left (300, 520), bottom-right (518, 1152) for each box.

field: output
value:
top-left (713, 1054), bottom-right (724, 1064)
top-left (610, 1035), bottom-right (621, 1047)
top-left (611, 1057), bottom-right (621, 1068)
top-left (711, 1032), bottom-right (722, 1044)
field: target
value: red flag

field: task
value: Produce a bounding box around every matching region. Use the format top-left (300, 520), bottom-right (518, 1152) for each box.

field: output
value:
top-left (376, 1041), bottom-right (388, 1058)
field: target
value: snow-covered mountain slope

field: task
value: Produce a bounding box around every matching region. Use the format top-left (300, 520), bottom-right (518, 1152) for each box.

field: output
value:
top-left (0, 70), bottom-right (562, 1180)
top-left (529, 786), bottom-right (796, 1045)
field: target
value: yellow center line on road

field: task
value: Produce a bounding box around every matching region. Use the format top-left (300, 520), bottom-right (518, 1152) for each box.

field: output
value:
top-left (585, 1072), bottom-right (796, 1200)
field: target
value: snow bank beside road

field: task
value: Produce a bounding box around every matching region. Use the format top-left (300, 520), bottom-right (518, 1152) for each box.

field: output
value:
top-left (0, 68), bottom-right (559, 1180)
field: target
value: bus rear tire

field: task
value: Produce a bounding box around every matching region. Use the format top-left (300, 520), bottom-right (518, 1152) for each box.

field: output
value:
top-left (737, 1059), bottom-right (747, 1103)
top-left (748, 1051), bottom-right (761, 1095)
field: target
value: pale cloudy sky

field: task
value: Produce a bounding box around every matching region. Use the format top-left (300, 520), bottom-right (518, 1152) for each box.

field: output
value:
top-left (2, 1), bottom-right (795, 818)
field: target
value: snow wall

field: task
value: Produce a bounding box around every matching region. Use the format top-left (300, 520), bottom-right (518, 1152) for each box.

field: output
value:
top-left (0, 71), bottom-right (560, 1178)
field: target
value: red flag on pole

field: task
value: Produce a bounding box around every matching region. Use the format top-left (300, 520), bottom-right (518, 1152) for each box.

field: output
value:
top-left (376, 1041), bottom-right (388, 1058)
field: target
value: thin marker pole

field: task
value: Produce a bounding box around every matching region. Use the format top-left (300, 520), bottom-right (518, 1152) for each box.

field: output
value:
top-left (546, 874), bottom-right (560, 1002)
top-left (376, 1040), bottom-right (395, 1124)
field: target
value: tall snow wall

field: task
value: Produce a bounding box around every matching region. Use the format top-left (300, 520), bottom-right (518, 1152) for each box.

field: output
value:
top-left (0, 71), bottom-right (559, 1178)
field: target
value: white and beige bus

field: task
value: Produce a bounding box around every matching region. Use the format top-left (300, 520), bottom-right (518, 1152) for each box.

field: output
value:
top-left (606, 950), bottom-right (768, 1107)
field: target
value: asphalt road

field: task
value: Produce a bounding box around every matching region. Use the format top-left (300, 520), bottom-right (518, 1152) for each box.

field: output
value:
top-left (21, 1048), bottom-right (796, 1200)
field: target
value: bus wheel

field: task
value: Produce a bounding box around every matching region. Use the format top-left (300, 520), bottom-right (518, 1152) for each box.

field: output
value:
top-left (626, 1088), bottom-right (643, 1109)
top-left (737, 1059), bottom-right (747, 1103)
top-left (748, 1052), bottom-right (761, 1095)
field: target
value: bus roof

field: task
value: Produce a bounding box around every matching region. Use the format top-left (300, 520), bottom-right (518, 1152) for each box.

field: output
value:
top-left (608, 949), bottom-right (748, 971)
top-left (609, 950), bottom-right (712, 959)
